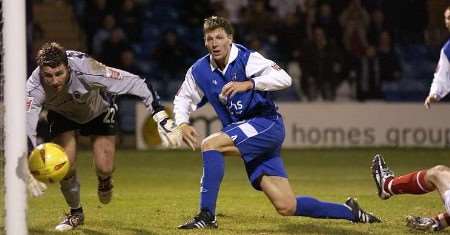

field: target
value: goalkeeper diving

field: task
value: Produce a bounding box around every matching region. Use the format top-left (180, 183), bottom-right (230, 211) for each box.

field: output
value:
top-left (25, 42), bottom-right (181, 231)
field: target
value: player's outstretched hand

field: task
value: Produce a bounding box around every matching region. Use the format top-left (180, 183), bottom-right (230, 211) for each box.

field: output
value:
top-left (424, 94), bottom-right (439, 109)
top-left (153, 110), bottom-right (182, 148)
top-left (27, 174), bottom-right (47, 197)
top-left (18, 153), bottom-right (47, 197)
top-left (180, 123), bottom-right (198, 151)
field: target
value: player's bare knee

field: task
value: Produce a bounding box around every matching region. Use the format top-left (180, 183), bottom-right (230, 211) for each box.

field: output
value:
top-left (201, 138), bottom-right (219, 151)
top-left (427, 165), bottom-right (450, 182)
top-left (274, 200), bottom-right (296, 216)
top-left (428, 165), bottom-right (449, 177)
top-left (275, 205), bottom-right (295, 216)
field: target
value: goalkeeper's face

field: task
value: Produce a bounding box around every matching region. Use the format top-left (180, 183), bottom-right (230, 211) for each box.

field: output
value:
top-left (41, 64), bottom-right (69, 92)
top-left (204, 28), bottom-right (232, 65)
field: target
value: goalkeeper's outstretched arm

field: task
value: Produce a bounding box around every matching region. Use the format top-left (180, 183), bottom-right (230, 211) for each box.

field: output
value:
top-left (24, 72), bottom-right (48, 196)
top-left (72, 54), bottom-right (183, 148)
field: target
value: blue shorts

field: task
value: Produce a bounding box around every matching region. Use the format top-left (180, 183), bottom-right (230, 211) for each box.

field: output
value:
top-left (223, 114), bottom-right (287, 190)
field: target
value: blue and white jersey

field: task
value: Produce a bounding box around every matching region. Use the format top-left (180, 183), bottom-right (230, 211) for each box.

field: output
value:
top-left (429, 39), bottom-right (450, 100)
top-left (174, 43), bottom-right (291, 127)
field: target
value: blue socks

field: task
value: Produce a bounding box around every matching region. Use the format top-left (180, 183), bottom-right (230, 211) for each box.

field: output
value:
top-left (198, 151), bottom-right (353, 221)
top-left (199, 150), bottom-right (224, 215)
top-left (295, 196), bottom-right (353, 221)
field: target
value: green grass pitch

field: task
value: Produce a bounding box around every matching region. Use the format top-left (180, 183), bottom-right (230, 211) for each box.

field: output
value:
top-left (6, 148), bottom-right (450, 234)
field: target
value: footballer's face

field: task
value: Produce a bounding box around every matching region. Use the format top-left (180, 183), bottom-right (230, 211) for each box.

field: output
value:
top-left (445, 9), bottom-right (450, 31)
top-left (41, 64), bottom-right (69, 92)
top-left (204, 27), bottom-right (232, 68)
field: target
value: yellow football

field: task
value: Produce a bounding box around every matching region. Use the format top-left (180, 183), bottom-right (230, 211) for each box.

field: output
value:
top-left (28, 143), bottom-right (70, 183)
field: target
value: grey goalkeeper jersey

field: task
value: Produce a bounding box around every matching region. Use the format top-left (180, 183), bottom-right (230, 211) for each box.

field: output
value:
top-left (26, 50), bottom-right (159, 146)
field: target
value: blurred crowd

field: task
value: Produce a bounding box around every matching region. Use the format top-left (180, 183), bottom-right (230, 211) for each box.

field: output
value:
top-left (31, 0), bottom-right (447, 101)
top-left (26, 0), bottom-right (449, 132)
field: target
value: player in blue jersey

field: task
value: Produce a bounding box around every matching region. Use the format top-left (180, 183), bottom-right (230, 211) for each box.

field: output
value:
top-left (371, 6), bottom-right (450, 232)
top-left (174, 16), bottom-right (380, 229)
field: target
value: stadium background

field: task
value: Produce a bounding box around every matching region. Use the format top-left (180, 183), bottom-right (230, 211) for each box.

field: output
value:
top-left (27, 0), bottom-right (450, 149)
top-left (5, 0), bottom-right (450, 234)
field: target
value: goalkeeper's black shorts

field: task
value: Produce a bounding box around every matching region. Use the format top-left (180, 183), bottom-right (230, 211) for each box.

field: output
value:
top-left (47, 107), bottom-right (118, 138)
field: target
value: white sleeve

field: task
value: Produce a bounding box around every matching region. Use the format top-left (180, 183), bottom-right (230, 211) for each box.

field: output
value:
top-left (429, 49), bottom-right (450, 100)
top-left (245, 51), bottom-right (292, 91)
top-left (173, 67), bottom-right (204, 125)
top-left (26, 71), bottom-right (45, 147)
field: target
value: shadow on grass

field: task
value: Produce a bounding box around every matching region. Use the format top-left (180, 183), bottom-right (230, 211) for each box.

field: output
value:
top-left (123, 227), bottom-right (159, 235)
top-left (279, 223), bottom-right (373, 235)
top-left (218, 212), bottom-right (377, 235)
top-left (98, 219), bottom-right (160, 235)
top-left (232, 222), bottom-right (374, 235)
top-left (80, 228), bottom-right (109, 235)
top-left (28, 227), bottom-right (157, 235)
top-left (28, 228), bottom-right (108, 235)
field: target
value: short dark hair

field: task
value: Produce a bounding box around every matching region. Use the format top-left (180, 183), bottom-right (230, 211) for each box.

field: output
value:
top-left (203, 16), bottom-right (234, 36)
top-left (36, 42), bottom-right (68, 68)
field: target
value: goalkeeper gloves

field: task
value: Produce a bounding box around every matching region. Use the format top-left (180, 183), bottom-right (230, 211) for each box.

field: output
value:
top-left (152, 110), bottom-right (182, 148)
top-left (18, 153), bottom-right (47, 197)
top-left (26, 173), bottom-right (47, 197)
